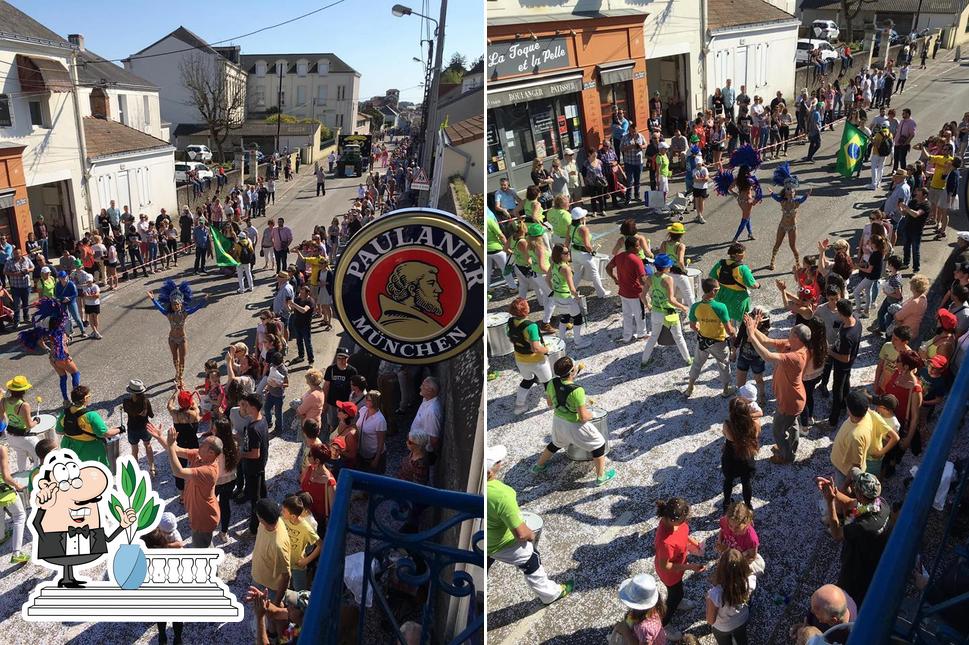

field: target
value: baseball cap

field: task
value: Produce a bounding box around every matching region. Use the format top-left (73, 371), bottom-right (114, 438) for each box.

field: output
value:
top-left (336, 347), bottom-right (350, 358)
top-left (570, 206), bottom-right (588, 221)
top-left (73, 258), bottom-right (83, 267)
top-left (563, 148), bottom-right (575, 156)
top-left (658, 141), bottom-right (669, 150)
top-left (57, 270), bottom-right (68, 278)
top-left (238, 232), bottom-right (247, 240)
top-left (336, 400), bottom-right (358, 417)
top-left (40, 266), bottom-right (51, 273)
top-left (937, 308), bottom-right (958, 331)
top-left (929, 355), bottom-right (949, 370)
top-left (485, 444), bottom-right (507, 471)
top-left (956, 231), bottom-right (969, 243)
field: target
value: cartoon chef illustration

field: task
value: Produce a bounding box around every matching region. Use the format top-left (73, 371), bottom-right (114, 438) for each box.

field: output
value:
top-left (31, 450), bottom-right (137, 588)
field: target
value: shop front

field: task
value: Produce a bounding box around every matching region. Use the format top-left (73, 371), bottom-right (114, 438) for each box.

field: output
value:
top-left (486, 13), bottom-right (650, 195)
top-left (0, 145), bottom-right (31, 248)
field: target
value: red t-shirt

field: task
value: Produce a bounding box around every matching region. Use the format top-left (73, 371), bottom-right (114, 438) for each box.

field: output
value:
top-left (607, 251), bottom-right (647, 299)
top-left (654, 521), bottom-right (690, 587)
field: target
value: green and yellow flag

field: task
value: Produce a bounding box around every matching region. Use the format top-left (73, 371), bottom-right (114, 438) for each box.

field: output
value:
top-left (209, 226), bottom-right (239, 267)
top-left (836, 121), bottom-right (870, 178)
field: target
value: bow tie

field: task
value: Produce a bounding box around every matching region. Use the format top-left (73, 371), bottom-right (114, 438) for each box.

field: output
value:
top-left (67, 526), bottom-right (91, 538)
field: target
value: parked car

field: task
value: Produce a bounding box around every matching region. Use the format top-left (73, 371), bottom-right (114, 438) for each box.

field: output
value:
top-left (811, 20), bottom-right (840, 41)
top-left (174, 161), bottom-right (213, 183)
top-left (185, 145), bottom-right (212, 162)
top-left (243, 151), bottom-right (267, 173)
top-left (795, 39), bottom-right (840, 65)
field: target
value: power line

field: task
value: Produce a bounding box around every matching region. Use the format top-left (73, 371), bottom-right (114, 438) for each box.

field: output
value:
top-left (110, 0), bottom-right (348, 64)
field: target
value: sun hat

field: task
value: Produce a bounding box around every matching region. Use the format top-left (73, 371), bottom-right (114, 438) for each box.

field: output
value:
top-left (526, 223), bottom-right (545, 237)
top-left (937, 308), bottom-right (958, 331)
top-left (929, 355), bottom-right (949, 370)
top-left (570, 206), bottom-right (589, 221)
top-left (737, 382), bottom-right (758, 403)
top-left (654, 253), bottom-right (673, 270)
top-left (126, 379), bottom-right (147, 394)
top-left (5, 376), bottom-right (32, 392)
top-left (849, 468), bottom-right (882, 499)
top-left (486, 445), bottom-right (507, 471)
top-left (177, 390), bottom-right (194, 410)
top-left (618, 574), bottom-right (660, 611)
top-left (893, 168), bottom-right (909, 178)
top-left (667, 222), bottom-right (686, 235)
top-left (336, 400), bottom-right (358, 417)
top-left (276, 271), bottom-right (290, 280)
top-left (158, 512), bottom-right (178, 534)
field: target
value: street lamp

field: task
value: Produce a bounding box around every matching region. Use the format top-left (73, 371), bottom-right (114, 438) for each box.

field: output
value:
top-left (391, 4), bottom-right (438, 35)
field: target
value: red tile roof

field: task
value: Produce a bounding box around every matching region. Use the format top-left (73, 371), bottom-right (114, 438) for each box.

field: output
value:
top-left (83, 117), bottom-right (171, 159)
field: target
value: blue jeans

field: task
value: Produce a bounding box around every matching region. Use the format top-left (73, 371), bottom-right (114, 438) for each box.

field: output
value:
top-left (623, 163), bottom-right (642, 200)
top-left (876, 296), bottom-right (902, 332)
top-left (264, 393), bottom-right (284, 432)
top-left (292, 324), bottom-right (314, 362)
top-left (148, 243), bottom-right (158, 270)
top-left (64, 299), bottom-right (84, 335)
top-left (903, 231), bottom-right (922, 271)
top-left (10, 286), bottom-right (29, 324)
top-left (759, 127), bottom-right (770, 150)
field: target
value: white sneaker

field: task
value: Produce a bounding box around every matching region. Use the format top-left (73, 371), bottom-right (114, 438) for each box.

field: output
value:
top-left (677, 598), bottom-right (697, 611)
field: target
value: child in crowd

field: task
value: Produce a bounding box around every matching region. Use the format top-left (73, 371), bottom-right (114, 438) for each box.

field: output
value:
top-left (733, 307), bottom-right (770, 407)
top-left (872, 256), bottom-right (905, 335)
top-left (143, 528), bottom-right (184, 644)
top-left (609, 573), bottom-right (668, 645)
top-left (280, 496), bottom-right (321, 592)
top-left (705, 549), bottom-right (756, 645)
top-left (296, 492), bottom-right (319, 533)
top-left (867, 394), bottom-right (901, 477)
top-left (654, 497), bottom-right (704, 641)
top-left (716, 501), bottom-right (764, 575)
top-left (919, 355), bottom-right (953, 448)
top-left (735, 383), bottom-right (763, 419)
top-left (158, 511), bottom-right (184, 547)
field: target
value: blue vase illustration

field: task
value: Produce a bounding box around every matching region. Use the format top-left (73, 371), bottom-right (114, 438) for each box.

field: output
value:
top-left (113, 542), bottom-right (148, 590)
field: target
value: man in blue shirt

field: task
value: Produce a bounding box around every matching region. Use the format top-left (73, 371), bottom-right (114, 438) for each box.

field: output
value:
top-left (106, 200), bottom-right (122, 235)
top-left (493, 178), bottom-right (520, 221)
top-left (611, 108), bottom-right (630, 153)
top-left (54, 270), bottom-right (85, 336)
top-left (0, 234), bottom-right (12, 288)
top-left (193, 218), bottom-right (210, 274)
top-left (722, 79), bottom-right (736, 121)
top-left (805, 103), bottom-right (823, 162)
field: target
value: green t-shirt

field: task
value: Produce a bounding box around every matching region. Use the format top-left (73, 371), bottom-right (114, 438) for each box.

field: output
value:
top-left (657, 153), bottom-right (671, 178)
top-left (689, 299), bottom-right (731, 341)
top-left (487, 479), bottom-right (523, 555)
top-left (545, 378), bottom-right (585, 423)
top-left (547, 208), bottom-right (571, 239)
top-left (486, 212), bottom-right (504, 253)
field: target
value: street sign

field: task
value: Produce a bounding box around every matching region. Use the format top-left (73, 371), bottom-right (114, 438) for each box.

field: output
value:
top-left (411, 168), bottom-right (431, 191)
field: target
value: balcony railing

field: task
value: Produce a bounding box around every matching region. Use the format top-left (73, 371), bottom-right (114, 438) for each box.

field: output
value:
top-left (299, 470), bottom-right (484, 644)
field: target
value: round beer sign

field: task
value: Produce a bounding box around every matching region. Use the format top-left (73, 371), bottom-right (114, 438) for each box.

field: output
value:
top-left (334, 207), bottom-right (484, 364)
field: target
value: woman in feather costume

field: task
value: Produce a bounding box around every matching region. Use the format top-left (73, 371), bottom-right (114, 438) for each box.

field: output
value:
top-left (767, 163), bottom-right (812, 270)
top-left (714, 145), bottom-right (764, 243)
top-left (145, 280), bottom-right (208, 387)
top-left (19, 298), bottom-right (79, 406)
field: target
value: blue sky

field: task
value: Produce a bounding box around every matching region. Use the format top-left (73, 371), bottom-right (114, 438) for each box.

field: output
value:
top-left (15, 0), bottom-right (483, 103)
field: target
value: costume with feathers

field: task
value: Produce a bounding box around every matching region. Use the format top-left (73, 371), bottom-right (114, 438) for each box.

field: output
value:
top-left (19, 298), bottom-right (79, 402)
top-left (713, 144), bottom-right (764, 203)
top-left (148, 280), bottom-right (205, 386)
top-left (768, 162), bottom-right (809, 268)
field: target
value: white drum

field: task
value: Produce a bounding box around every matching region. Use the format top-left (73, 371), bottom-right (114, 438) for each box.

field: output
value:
top-left (105, 435), bottom-right (122, 477)
top-left (13, 469), bottom-right (31, 508)
top-left (30, 413), bottom-right (58, 445)
top-left (521, 511), bottom-right (544, 547)
top-left (685, 266), bottom-right (702, 299)
top-left (567, 405), bottom-right (610, 461)
top-left (594, 253), bottom-right (611, 278)
top-left (545, 336), bottom-right (567, 367)
top-left (488, 312), bottom-right (514, 357)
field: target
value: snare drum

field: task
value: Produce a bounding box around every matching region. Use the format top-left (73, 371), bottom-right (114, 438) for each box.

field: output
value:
top-left (685, 266), bottom-right (702, 300)
top-left (521, 511), bottom-right (544, 547)
top-left (30, 413), bottom-right (58, 446)
top-left (487, 312), bottom-right (514, 357)
top-left (545, 336), bottom-right (566, 367)
top-left (566, 405), bottom-right (610, 461)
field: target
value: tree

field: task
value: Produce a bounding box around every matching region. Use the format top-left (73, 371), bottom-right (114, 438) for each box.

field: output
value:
top-left (440, 68), bottom-right (463, 84)
top-left (446, 52), bottom-right (467, 73)
top-left (840, 0), bottom-right (878, 43)
top-left (179, 53), bottom-right (246, 163)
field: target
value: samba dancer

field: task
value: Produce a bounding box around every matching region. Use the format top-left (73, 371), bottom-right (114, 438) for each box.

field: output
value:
top-left (145, 280), bottom-right (208, 387)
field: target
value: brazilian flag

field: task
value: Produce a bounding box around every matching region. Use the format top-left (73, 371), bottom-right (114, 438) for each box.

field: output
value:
top-left (836, 121), bottom-right (870, 178)
top-left (209, 226), bottom-right (239, 267)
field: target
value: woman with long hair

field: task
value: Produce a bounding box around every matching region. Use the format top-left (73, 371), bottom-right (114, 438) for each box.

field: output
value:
top-left (610, 218), bottom-right (653, 261)
top-left (583, 148), bottom-right (608, 216)
top-left (146, 281), bottom-right (207, 387)
top-left (721, 398), bottom-right (760, 513)
top-left (705, 549), bottom-right (756, 645)
top-left (883, 350), bottom-right (925, 463)
top-left (204, 418), bottom-right (239, 542)
top-left (800, 318), bottom-right (828, 428)
top-left (166, 388), bottom-right (200, 503)
top-left (729, 166), bottom-right (760, 242)
top-left (545, 243), bottom-right (589, 348)
top-left (767, 165), bottom-right (811, 270)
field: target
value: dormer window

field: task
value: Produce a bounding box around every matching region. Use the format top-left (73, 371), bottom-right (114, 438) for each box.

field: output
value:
top-left (276, 60), bottom-right (287, 76)
top-left (317, 59), bottom-right (329, 75)
top-left (297, 60), bottom-right (307, 76)
top-left (255, 61), bottom-right (267, 77)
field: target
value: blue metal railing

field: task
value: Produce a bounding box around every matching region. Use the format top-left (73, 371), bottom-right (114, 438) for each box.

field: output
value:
top-left (849, 321), bottom-right (969, 643)
top-left (299, 470), bottom-right (484, 644)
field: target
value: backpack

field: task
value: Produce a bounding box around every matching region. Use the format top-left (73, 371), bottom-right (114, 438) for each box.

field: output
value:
top-left (877, 135), bottom-right (892, 157)
top-left (508, 318), bottom-right (542, 356)
top-left (240, 242), bottom-right (255, 265)
top-left (717, 260), bottom-right (739, 287)
top-left (550, 378), bottom-right (580, 416)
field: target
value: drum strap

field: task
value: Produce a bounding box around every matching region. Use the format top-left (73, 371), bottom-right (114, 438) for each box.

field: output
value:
top-left (551, 378), bottom-right (579, 417)
top-left (509, 318), bottom-right (542, 355)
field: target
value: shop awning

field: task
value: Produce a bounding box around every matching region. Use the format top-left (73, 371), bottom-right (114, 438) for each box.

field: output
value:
top-left (597, 60), bottom-right (635, 86)
top-left (15, 54), bottom-right (72, 94)
top-left (0, 189), bottom-right (15, 210)
top-left (487, 72), bottom-right (583, 110)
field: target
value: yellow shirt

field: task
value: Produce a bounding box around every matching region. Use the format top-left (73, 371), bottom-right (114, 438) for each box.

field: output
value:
top-left (284, 517), bottom-right (319, 568)
top-left (831, 410), bottom-right (891, 475)
top-left (303, 255), bottom-right (324, 286)
top-left (252, 521), bottom-right (291, 589)
top-left (928, 154), bottom-right (953, 190)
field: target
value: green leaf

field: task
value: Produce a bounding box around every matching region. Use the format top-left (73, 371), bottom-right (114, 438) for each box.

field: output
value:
top-left (132, 478), bottom-right (147, 514)
top-left (108, 494), bottom-right (122, 524)
top-left (137, 499), bottom-right (159, 531)
top-left (122, 462), bottom-right (135, 498)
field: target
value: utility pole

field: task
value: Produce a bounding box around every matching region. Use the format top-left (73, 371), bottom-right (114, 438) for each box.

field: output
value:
top-left (421, 0), bottom-right (447, 206)
top-left (275, 63), bottom-right (283, 154)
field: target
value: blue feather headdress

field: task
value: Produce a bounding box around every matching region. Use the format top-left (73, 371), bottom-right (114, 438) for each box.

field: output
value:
top-left (154, 279), bottom-right (197, 315)
top-left (19, 298), bottom-right (68, 361)
top-left (772, 162), bottom-right (800, 190)
top-left (713, 169), bottom-right (734, 197)
top-left (749, 175), bottom-right (764, 203)
top-left (729, 144), bottom-right (762, 171)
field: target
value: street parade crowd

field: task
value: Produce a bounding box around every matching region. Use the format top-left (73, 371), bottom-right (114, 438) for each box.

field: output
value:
top-left (486, 46), bottom-right (969, 643)
top-left (0, 135), bottom-right (453, 643)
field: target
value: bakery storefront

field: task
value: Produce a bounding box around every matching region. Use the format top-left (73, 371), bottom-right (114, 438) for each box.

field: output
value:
top-left (486, 12), bottom-right (650, 194)
top-left (0, 145), bottom-right (31, 248)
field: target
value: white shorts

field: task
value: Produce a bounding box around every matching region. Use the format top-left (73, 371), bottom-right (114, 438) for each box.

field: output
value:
top-left (551, 414), bottom-right (605, 451)
top-left (516, 358), bottom-right (553, 383)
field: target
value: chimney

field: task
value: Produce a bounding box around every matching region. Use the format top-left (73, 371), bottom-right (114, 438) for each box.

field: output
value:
top-left (68, 34), bottom-right (85, 51)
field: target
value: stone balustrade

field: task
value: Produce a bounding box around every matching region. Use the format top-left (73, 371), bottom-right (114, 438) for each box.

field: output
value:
top-left (144, 551), bottom-right (221, 586)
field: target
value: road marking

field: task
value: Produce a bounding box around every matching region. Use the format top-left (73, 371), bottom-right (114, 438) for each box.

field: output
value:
top-left (497, 510), bottom-right (635, 645)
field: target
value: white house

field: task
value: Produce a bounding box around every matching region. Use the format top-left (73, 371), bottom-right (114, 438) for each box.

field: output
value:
top-left (642, 1), bottom-right (704, 121)
top-left (83, 117), bottom-right (176, 220)
top-left (800, 0), bottom-right (969, 48)
top-left (438, 114), bottom-right (483, 203)
top-left (705, 0), bottom-right (801, 107)
top-left (0, 1), bottom-right (86, 248)
top-left (123, 27), bottom-right (248, 142)
top-left (239, 53), bottom-right (360, 135)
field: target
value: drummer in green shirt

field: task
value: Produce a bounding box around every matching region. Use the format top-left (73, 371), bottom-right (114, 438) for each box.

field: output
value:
top-left (486, 207), bottom-right (515, 291)
top-left (531, 356), bottom-right (616, 485)
top-left (487, 445), bottom-right (572, 603)
top-left (546, 195), bottom-right (572, 247)
top-left (709, 242), bottom-right (760, 326)
top-left (56, 385), bottom-right (124, 467)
